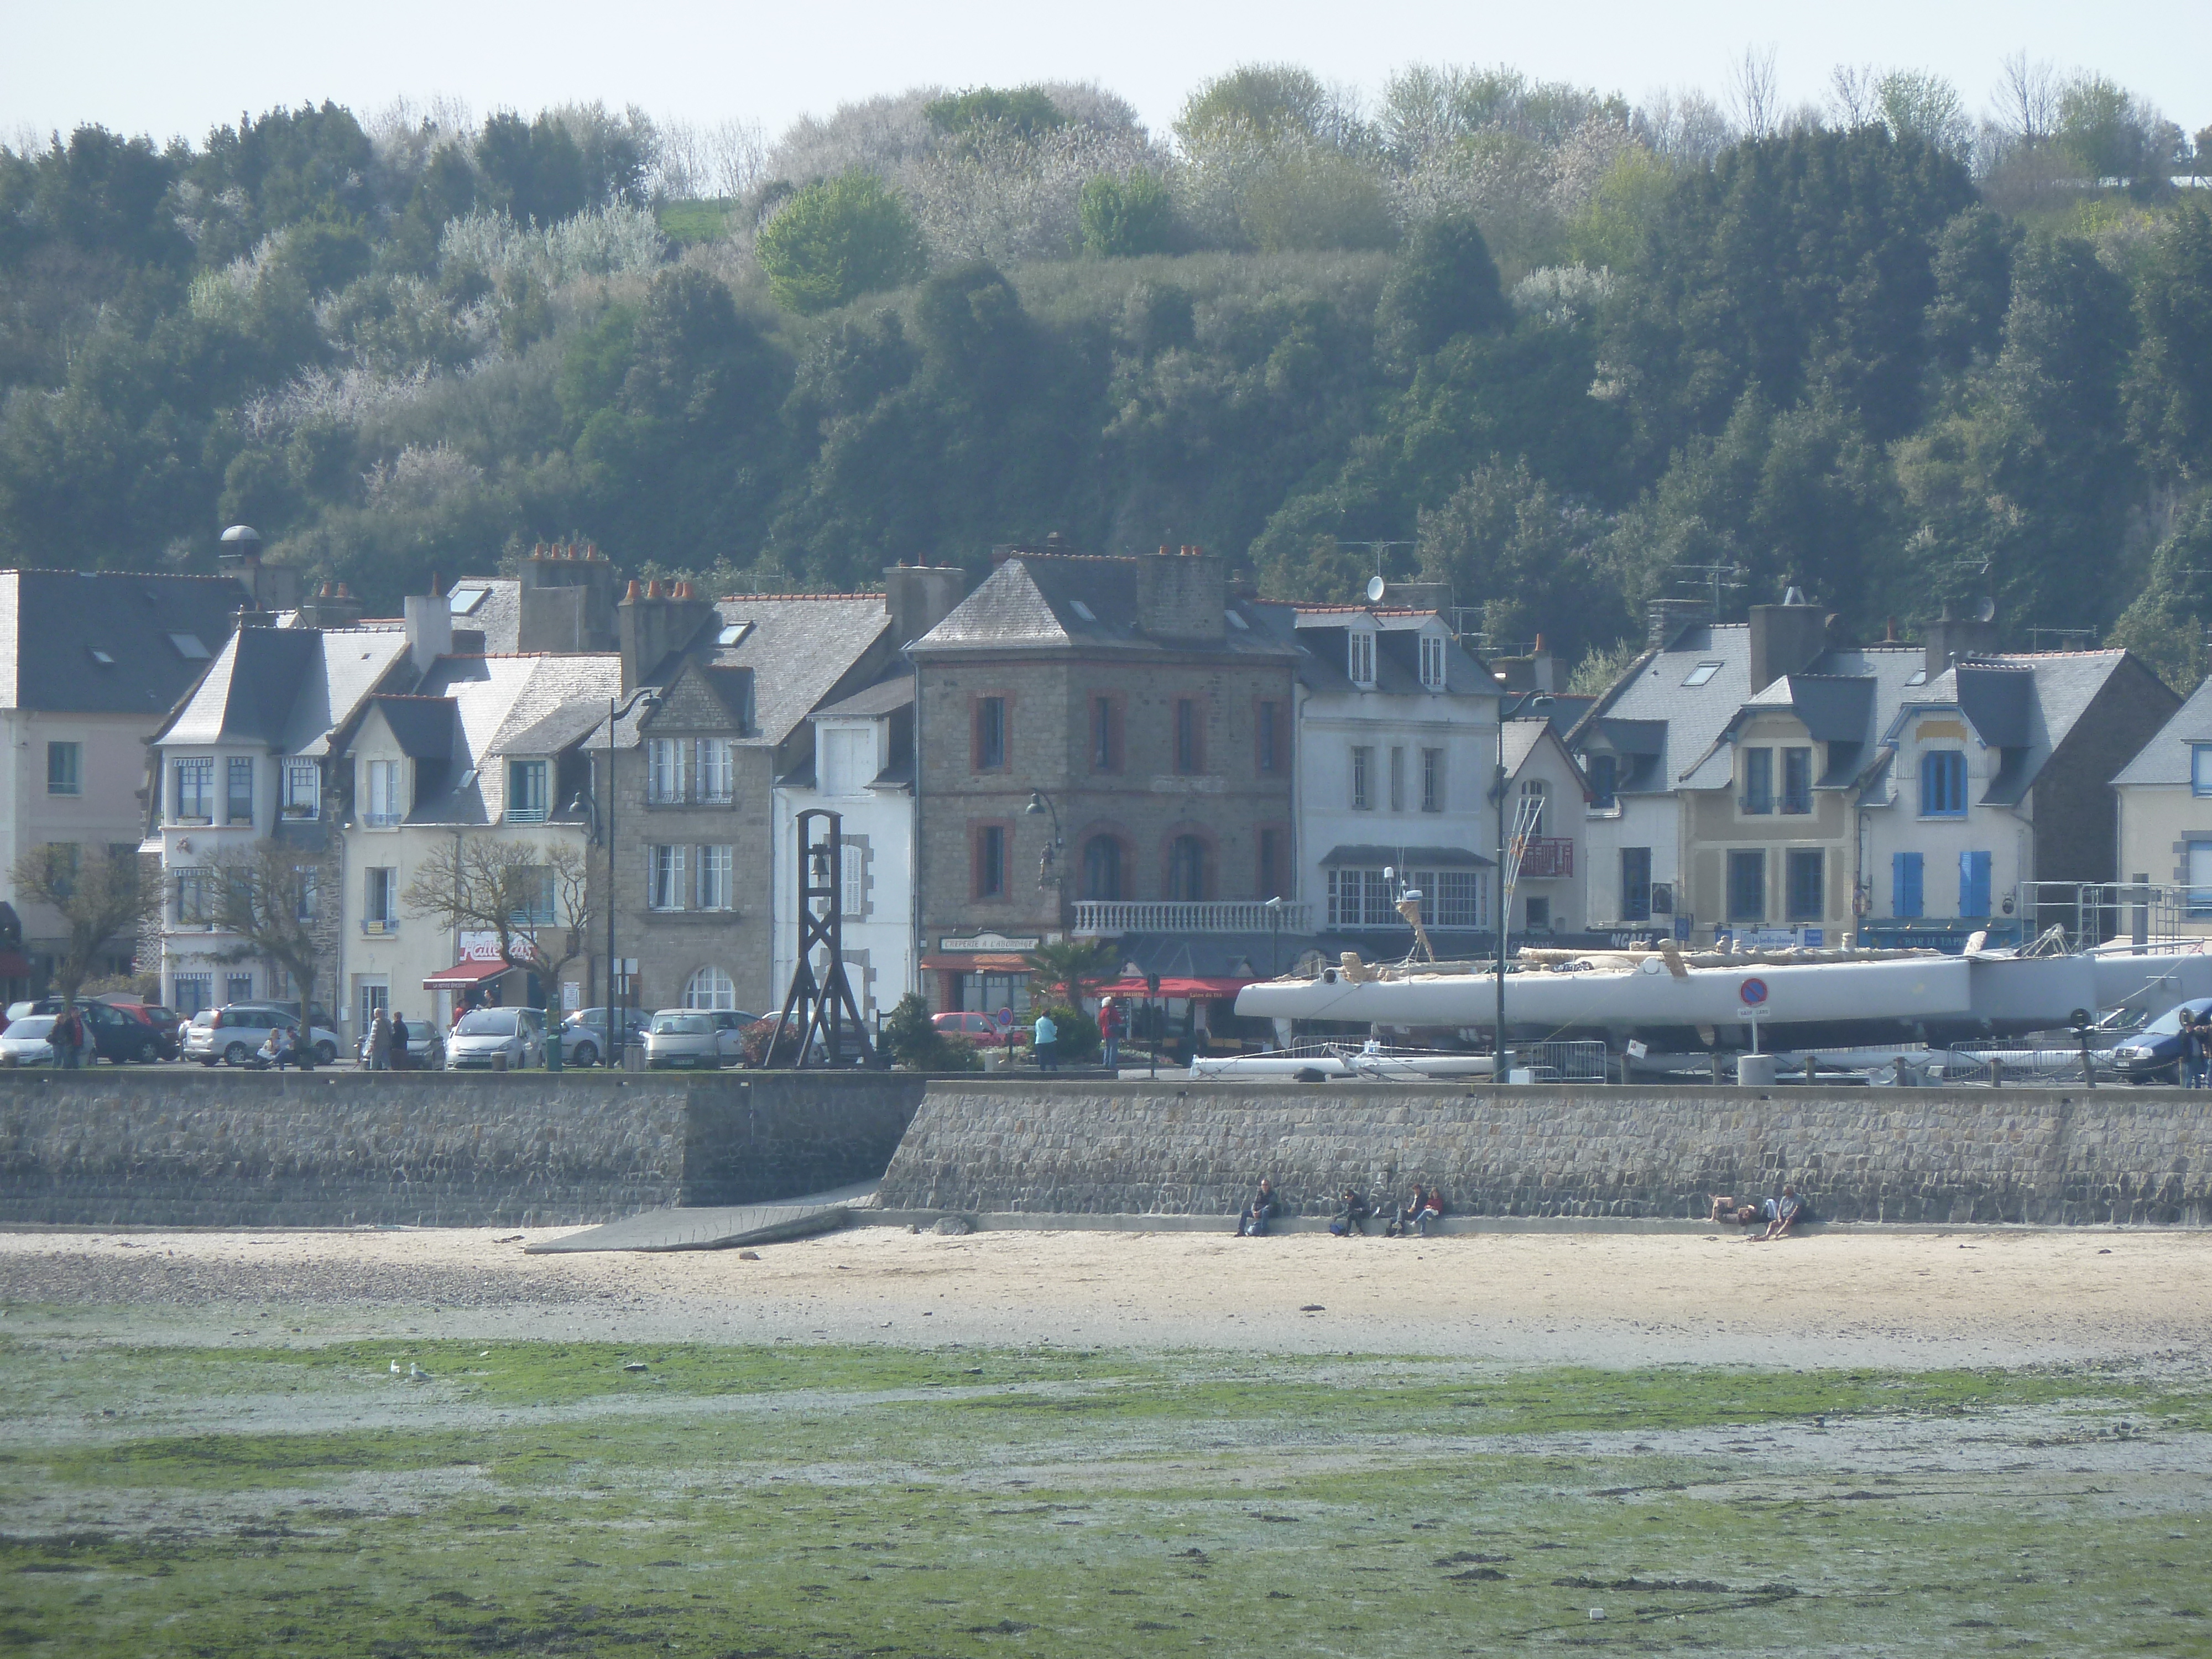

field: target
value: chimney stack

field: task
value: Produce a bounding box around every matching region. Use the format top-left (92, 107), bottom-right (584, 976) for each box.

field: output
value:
top-left (1746, 587), bottom-right (1828, 695)
top-left (518, 540), bottom-right (617, 649)
top-left (1134, 544), bottom-right (1226, 643)
top-left (403, 593), bottom-right (453, 677)
top-left (1922, 602), bottom-right (2000, 679)
top-left (884, 563), bottom-right (972, 647)
top-left (295, 581), bottom-right (364, 630)
top-left (1645, 597), bottom-right (1709, 650)
top-left (618, 577), bottom-right (718, 695)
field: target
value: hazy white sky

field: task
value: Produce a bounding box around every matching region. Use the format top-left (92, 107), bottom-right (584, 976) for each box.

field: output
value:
top-left (6, 0), bottom-right (2208, 150)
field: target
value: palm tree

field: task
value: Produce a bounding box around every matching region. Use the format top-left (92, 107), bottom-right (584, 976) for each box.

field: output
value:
top-left (1024, 938), bottom-right (1114, 1009)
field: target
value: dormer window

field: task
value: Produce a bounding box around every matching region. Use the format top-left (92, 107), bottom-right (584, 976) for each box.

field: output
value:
top-left (282, 759), bottom-right (320, 817)
top-left (1349, 630), bottom-right (1376, 687)
top-left (1419, 633), bottom-right (1446, 691)
top-left (507, 759), bottom-right (549, 823)
top-left (364, 759), bottom-right (404, 827)
top-left (2194, 745), bottom-right (2212, 797)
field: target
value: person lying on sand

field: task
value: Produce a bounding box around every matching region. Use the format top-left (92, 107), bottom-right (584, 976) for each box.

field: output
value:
top-left (1709, 1195), bottom-right (1760, 1225)
top-left (1747, 1185), bottom-right (1805, 1243)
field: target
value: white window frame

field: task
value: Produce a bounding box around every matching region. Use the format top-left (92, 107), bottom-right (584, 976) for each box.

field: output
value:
top-left (173, 757), bottom-right (213, 822)
top-left (1349, 629), bottom-right (1376, 687)
top-left (1419, 633), bottom-right (1446, 691)
top-left (648, 738), bottom-right (686, 804)
top-left (841, 836), bottom-right (868, 919)
top-left (695, 844), bottom-right (732, 911)
top-left (1421, 747), bottom-right (1443, 812)
top-left (1350, 744), bottom-right (1372, 811)
top-left (364, 866), bottom-right (398, 927)
top-left (685, 966), bottom-right (737, 1010)
top-left (365, 759), bottom-right (403, 827)
top-left (2192, 745), bottom-right (2212, 799)
top-left (648, 844), bottom-right (686, 911)
top-left (695, 738), bottom-right (733, 804)
top-left (282, 759), bottom-right (320, 817)
top-left (46, 741), bottom-right (81, 797)
top-left (506, 759), bottom-right (549, 823)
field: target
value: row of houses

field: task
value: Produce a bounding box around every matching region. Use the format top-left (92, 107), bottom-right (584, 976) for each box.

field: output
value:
top-left (4, 535), bottom-right (2209, 1050)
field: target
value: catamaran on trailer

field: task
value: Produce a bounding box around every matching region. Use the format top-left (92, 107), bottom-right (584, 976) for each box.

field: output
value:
top-left (1231, 933), bottom-right (2212, 1056)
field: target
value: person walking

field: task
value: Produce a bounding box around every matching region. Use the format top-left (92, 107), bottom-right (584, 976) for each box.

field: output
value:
top-left (368, 1007), bottom-right (392, 1072)
top-left (1098, 997), bottom-right (1123, 1073)
top-left (388, 1011), bottom-right (409, 1072)
top-left (1032, 1009), bottom-right (1059, 1072)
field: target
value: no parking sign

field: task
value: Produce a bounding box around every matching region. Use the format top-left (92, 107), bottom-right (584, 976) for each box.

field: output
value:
top-left (1739, 976), bottom-right (1769, 1008)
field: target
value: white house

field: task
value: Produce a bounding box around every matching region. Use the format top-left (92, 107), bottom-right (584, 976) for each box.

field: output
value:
top-left (1245, 598), bottom-right (1504, 951)
top-left (770, 672), bottom-right (917, 1023)
top-left (2110, 674), bottom-right (2212, 937)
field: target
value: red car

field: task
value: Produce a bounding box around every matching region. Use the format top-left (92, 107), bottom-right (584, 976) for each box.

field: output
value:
top-left (932, 1011), bottom-right (1020, 1048)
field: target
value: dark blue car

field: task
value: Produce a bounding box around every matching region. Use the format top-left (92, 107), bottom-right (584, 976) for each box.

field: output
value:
top-left (2110, 998), bottom-right (2212, 1083)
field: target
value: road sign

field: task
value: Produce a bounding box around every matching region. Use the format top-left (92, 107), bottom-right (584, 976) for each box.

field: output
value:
top-left (1739, 976), bottom-right (1769, 1006)
top-left (995, 1006), bottom-right (1016, 1029)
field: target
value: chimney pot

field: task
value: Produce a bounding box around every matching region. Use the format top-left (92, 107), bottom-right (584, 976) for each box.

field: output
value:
top-left (624, 579), bottom-right (643, 602)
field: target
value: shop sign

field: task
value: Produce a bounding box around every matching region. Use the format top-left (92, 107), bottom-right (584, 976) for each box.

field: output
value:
top-left (938, 931), bottom-right (1041, 953)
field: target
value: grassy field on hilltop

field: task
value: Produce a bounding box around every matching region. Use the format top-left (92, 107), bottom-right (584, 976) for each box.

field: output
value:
top-left (3, 1329), bottom-right (2210, 1657)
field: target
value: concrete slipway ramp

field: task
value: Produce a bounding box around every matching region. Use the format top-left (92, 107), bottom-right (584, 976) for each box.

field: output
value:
top-left (524, 1181), bottom-right (879, 1254)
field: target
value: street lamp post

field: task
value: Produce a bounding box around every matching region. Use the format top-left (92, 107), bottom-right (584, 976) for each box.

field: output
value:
top-left (604, 687), bottom-right (661, 1070)
top-left (1024, 790), bottom-right (1064, 890)
top-left (1264, 894), bottom-right (1283, 977)
top-left (1493, 690), bottom-right (1553, 1079)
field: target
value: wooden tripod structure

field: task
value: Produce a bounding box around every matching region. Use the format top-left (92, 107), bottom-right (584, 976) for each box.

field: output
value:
top-left (765, 808), bottom-right (875, 1069)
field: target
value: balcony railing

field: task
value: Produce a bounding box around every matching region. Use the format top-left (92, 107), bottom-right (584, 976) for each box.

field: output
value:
top-left (1074, 900), bottom-right (1314, 937)
top-left (1514, 837), bottom-right (1575, 879)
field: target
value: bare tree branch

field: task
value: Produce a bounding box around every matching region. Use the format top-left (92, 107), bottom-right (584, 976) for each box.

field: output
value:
top-left (1729, 45), bottom-right (1781, 142)
top-left (403, 838), bottom-right (593, 1009)
top-left (204, 842), bottom-right (331, 1008)
top-left (11, 844), bottom-right (161, 1008)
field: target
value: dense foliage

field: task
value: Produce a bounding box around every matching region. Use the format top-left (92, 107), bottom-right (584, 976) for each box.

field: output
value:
top-left (2, 71), bottom-right (2208, 683)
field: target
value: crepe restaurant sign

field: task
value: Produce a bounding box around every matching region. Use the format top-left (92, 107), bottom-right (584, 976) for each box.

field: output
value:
top-left (940, 931), bottom-right (1041, 954)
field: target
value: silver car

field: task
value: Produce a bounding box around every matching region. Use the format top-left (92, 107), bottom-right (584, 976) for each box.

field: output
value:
top-left (643, 1009), bottom-right (753, 1070)
top-left (184, 1005), bottom-right (342, 1067)
top-left (445, 1006), bottom-right (545, 1071)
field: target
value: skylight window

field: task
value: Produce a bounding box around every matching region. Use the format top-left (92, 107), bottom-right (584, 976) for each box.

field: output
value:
top-left (1070, 600), bottom-right (1097, 622)
top-left (168, 633), bottom-right (211, 660)
top-left (1682, 661), bottom-right (1723, 686)
top-left (447, 583), bottom-right (491, 615)
top-left (1905, 669), bottom-right (1928, 687)
top-left (87, 646), bottom-right (114, 666)
top-left (717, 622), bottom-right (752, 646)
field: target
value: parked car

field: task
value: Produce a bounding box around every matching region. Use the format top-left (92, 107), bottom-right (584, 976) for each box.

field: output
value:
top-left (9, 998), bottom-right (168, 1063)
top-left (2109, 998), bottom-right (2212, 1082)
top-left (356, 1016), bottom-right (445, 1070)
top-left (559, 1006), bottom-right (653, 1067)
top-left (184, 1005), bottom-right (342, 1068)
top-left (0, 1014), bottom-right (56, 1066)
top-left (643, 1008), bottom-right (758, 1070)
top-left (445, 1006), bottom-right (545, 1070)
top-left (933, 1010), bottom-right (1020, 1048)
top-left (107, 1003), bottom-right (185, 1060)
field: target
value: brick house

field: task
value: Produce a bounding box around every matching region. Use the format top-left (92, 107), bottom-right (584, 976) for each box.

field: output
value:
top-left (908, 547), bottom-right (1297, 1016)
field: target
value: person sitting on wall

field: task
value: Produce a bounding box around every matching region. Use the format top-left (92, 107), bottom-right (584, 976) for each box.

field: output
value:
top-left (252, 1024), bottom-right (294, 1071)
top-left (1328, 1188), bottom-right (1370, 1237)
top-left (1747, 1184), bottom-right (1806, 1242)
top-left (1413, 1186), bottom-right (1447, 1237)
top-left (1237, 1178), bottom-right (1282, 1237)
top-left (1386, 1184), bottom-right (1428, 1238)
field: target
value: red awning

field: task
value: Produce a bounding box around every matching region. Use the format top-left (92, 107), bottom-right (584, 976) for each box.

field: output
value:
top-left (1097, 976), bottom-right (1254, 999)
top-left (422, 958), bottom-right (523, 990)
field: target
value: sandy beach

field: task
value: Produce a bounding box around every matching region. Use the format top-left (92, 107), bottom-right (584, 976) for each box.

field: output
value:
top-left (5, 1222), bottom-right (2208, 1371)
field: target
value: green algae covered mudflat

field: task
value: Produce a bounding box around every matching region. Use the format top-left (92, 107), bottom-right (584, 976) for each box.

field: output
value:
top-left (4, 1328), bottom-right (2210, 1657)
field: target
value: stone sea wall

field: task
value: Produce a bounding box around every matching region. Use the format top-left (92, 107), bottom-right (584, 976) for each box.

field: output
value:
top-left (0, 1070), bottom-right (923, 1228)
top-left (878, 1081), bottom-right (2212, 1226)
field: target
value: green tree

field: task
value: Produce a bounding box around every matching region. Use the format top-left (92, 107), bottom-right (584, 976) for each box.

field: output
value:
top-left (925, 86), bottom-right (1065, 140)
top-left (1078, 171), bottom-right (1176, 257)
top-left (881, 992), bottom-right (982, 1071)
top-left (2127, 204), bottom-right (2212, 478)
top-left (755, 170), bottom-right (926, 315)
top-left (1023, 939), bottom-right (1113, 1009)
top-left (2108, 495), bottom-right (2212, 691)
top-left (1374, 213), bottom-right (1508, 364)
top-left (8, 844), bottom-right (159, 1013)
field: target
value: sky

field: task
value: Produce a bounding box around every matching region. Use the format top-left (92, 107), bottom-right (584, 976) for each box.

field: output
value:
top-left (6, 0), bottom-right (2209, 153)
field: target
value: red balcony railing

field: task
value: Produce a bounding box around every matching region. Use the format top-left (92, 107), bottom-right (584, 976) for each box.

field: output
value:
top-left (1514, 836), bottom-right (1575, 879)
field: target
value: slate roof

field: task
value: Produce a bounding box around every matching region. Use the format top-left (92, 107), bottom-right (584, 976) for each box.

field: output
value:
top-left (442, 578), bottom-right (523, 654)
top-left (1243, 599), bottom-right (1490, 696)
top-left (385, 654), bottom-right (620, 826)
top-left (0, 568), bottom-right (255, 716)
top-left (813, 674), bottom-right (915, 720)
top-left (369, 694), bottom-right (455, 759)
top-left (599, 595), bottom-right (892, 750)
top-left (2114, 674), bottom-right (2212, 787)
top-left (1884, 650), bottom-right (2138, 807)
top-left (913, 556), bottom-right (1293, 660)
top-left (157, 624), bottom-right (411, 756)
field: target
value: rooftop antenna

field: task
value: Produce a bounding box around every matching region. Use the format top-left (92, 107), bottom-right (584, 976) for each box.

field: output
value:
top-left (1667, 561), bottom-right (1747, 620)
top-left (1339, 540), bottom-right (1415, 599)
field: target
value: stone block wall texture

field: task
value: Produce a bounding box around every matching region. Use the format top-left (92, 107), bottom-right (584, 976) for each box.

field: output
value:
top-left (878, 1081), bottom-right (2212, 1226)
top-left (0, 1071), bottom-right (923, 1229)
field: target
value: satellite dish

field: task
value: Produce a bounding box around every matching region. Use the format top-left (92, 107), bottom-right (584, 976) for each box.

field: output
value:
top-left (1365, 575), bottom-right (1387, 604)
top-left (1974, 594), bottom-right (1997, 623)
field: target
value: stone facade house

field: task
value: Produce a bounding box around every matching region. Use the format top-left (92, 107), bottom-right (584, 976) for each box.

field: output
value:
top-left (594, 567), bottom-right (966, 1019)
top-left (908, 547), bottom-right (1297, 1016)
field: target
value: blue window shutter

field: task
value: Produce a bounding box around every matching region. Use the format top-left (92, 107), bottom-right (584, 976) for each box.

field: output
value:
top-left (1960, 850), bottom-right (1991, 917)
top-left (1893, 851), bottom-right (1923, 918)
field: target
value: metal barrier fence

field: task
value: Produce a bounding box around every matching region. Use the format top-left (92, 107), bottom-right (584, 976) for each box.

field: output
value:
top-left (1506, 1040), bottom-right (1611, 1082)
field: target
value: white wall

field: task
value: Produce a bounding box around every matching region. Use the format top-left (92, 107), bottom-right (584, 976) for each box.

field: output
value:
top-left (772, 714), bottom-right (915, 1022)
top-left (1579, 794), bottom-right (1681, 936)
top-left (1863, 713), bottom-right (2033, 923)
